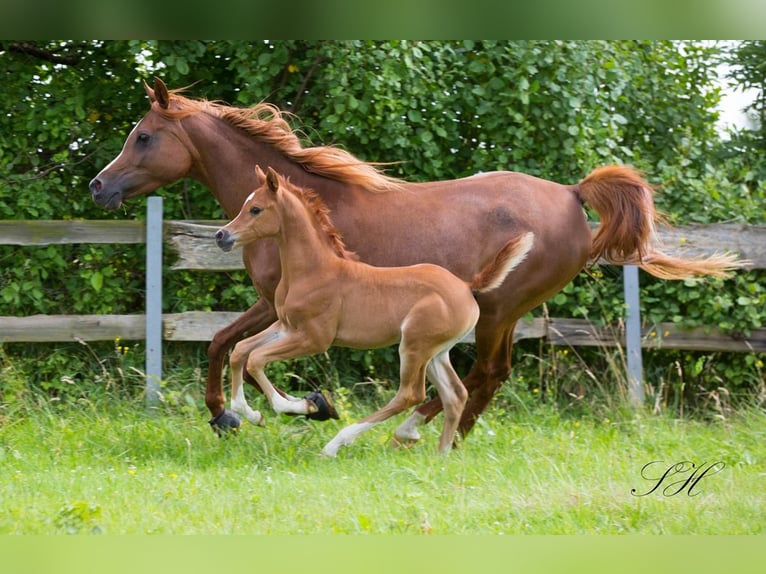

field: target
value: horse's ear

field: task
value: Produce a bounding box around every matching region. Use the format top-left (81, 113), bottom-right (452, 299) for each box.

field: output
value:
top-left (266, 167), bottom-right (279, 193)
top-left (143, 79), bottom-right (155, 103)
top-left (254, 165), bottom-right (266, 182)
top-left (153, 77), bottom-right (170, 110)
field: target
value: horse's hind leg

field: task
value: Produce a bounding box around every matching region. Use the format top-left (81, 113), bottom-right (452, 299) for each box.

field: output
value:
top-left (394, 320), bottom-right (515, 444)
top-left (322, 345), bottom-right (429, 457)
top-left (425, 350), bottom-right (468, 454)
top-left (207, 299), bottom-right (276, 432)
top-left (458, 323), bottom-right (515, 437)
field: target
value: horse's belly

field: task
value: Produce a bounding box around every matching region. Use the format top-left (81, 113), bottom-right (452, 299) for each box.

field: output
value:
top-left (332, 328), bottom-right (400, 351)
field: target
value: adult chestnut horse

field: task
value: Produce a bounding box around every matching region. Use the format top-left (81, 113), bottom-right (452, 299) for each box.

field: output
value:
top-left (89, 78), bottom-right (739, 443)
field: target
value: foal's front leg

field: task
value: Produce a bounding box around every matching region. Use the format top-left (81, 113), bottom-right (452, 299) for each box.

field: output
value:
top-left (235, 323), bottom-right (329, 417)
top-left (228, 323), bottom-right (287, 425)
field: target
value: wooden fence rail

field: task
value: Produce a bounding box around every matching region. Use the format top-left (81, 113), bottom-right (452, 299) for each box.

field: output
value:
top-left (2, 213), bottom-right (766, 353)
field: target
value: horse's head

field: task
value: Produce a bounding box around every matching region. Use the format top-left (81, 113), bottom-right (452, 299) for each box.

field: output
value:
top-left (89, 78), bottom-right (195, 211)
top-left (215, 166), bottom-right (282, 252)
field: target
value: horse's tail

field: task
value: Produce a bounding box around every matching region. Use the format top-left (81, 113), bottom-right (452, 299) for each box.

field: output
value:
top-left (575, 165), bottom-right (743, 280)
top-left (470, 232), bottom-right (535, 294)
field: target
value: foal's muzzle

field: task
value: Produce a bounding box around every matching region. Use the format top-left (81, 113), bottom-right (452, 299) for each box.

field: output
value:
top-left (215, 228), bottom-right (236, 252)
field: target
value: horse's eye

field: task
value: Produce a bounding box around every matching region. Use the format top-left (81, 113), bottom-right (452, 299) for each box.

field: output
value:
top-left (249, 206), bottom-right (262, 216)
top-left (136, 132), bottom-right (151, 145)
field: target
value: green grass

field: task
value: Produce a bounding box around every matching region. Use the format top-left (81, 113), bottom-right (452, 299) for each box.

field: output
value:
top-left (1, 389), bottom-right (764, 535)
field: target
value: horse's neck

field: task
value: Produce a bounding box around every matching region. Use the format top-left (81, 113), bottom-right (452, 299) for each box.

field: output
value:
top-left (276, 191), bottom-right (342, 282)
top-left (185, 114), bottom-right (345, 218)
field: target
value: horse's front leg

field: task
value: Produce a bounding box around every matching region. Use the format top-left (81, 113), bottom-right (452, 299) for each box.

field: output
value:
top-left (206, 299), bottom-right (277, 434)
top-left (240, 326), bottom-right (331, 417)
top-left (228, 322), bottom-right (296, 425)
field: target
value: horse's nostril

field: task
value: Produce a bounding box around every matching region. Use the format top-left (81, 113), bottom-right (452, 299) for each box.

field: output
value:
top-left (215, 229), bottom-right (234, 252)
top-left (89, 178), bottom-right (102, 193)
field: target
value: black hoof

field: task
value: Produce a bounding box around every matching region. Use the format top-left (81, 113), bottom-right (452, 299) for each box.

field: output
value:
top-left (304, 390), bottom-right (339, 421)
top-left (209, 409), bottom-right (242, 436)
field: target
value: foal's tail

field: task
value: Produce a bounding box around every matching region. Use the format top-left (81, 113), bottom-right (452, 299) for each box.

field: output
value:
top-left (470, 232), bottom-right (535, 294)
top-left (575, 165), bottom-right (744, 280)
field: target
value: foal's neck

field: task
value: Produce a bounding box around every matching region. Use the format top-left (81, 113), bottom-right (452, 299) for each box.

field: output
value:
top-left (276, 190), bottom-right (345, 281)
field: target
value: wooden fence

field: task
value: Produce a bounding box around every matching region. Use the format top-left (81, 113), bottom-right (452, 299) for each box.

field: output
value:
top-left (2, 198), bottom-right (765, 398)
top-left (2, 210), bottom-right (765, 345)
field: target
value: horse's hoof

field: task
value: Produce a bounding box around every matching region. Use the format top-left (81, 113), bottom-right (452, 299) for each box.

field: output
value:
top-left (208, 409), bottom-right (242, 436)
top-left (390, 435), bottom-right (419, 449)
top-left (304, 390), bottom-right (339, 421)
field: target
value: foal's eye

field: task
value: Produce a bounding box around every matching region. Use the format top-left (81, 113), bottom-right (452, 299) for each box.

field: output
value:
top-left (249, 206), bottom-right (262, 216)
top-left (136, 132), bottom-right (151, 145)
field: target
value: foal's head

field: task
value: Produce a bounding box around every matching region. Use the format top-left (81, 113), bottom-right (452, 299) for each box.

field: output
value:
top-left (215, 166), bottom-right (281, 252)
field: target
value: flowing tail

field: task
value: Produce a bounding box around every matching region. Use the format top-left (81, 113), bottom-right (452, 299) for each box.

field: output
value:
top-left (470, 232), bottom-right (535, 294)
top-left (575, 165), bottom-right (744, 280)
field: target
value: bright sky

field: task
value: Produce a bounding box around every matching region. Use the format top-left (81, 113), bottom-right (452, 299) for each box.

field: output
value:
top-left (718, 84), bottom-right (759, 133)
top-left (714, 41), bottom-right (759, 134)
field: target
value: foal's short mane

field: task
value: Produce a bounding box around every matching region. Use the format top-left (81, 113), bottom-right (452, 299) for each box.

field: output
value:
top-left (281, 176), bottom-right (358, 261)
top-left (155, 90), bottom-right (404, 193)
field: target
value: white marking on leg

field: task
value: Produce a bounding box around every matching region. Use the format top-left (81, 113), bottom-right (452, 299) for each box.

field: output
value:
top-left (322, 422), bottom-right (378, 457)
top-left (265, 386), bottom-right (316, 415)
top-left (229, 332), bottom-right (272, 426)
top-left (394, 411), bottom-right (427, 442)
top-left (230, 383), bottom-right (263, 426)
top-left (426, 350), bottom-right (467, 455)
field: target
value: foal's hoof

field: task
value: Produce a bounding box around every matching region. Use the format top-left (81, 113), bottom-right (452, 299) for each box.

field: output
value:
top-left (304, 390), bottom-right (339, 421)
top-left (390, 435), bottom-right (419, 449)
top-left (208, 409), bottom-right (242, 436)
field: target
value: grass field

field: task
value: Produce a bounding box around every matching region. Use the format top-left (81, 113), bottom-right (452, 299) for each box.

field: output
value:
top-left (1, 384), bottom-right (764, 535)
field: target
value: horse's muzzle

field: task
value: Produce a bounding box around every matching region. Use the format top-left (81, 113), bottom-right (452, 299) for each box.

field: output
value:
top-left (215, 228), bottom-right (235, 252)
top-left (89, 177), bottom-right (122, 211)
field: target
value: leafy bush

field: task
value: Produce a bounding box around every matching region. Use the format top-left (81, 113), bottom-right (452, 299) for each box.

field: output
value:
top-left (1, 40), bottom-right (763, 407)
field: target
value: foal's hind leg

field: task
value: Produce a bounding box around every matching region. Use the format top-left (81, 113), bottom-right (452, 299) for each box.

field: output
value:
top-left (425, 350), bottom-right (468, 454)
top-left (394, 320), bottom-right (515, 444)
top-left (322, 344), bottom-right (429, 457)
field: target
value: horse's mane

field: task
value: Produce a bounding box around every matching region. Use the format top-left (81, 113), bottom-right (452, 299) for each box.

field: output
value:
top-left (280, 176), bottom-right (358, 261)
top-left (154, 90), bottom-right (404, 193)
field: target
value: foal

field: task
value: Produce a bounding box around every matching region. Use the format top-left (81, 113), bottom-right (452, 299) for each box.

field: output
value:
top-left (216, 166), bottom-right (534, 456)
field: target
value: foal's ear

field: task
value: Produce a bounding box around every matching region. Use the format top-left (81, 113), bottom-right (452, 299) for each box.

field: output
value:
top-left (266, 167), bottom-right (280, 193)
top-left (153, 77), bottom-right (170, 110)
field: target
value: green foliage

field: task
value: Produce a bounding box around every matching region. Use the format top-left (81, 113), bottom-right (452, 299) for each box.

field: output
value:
top-left (54, 501), bottom-right (104, 535)
top-left (1, 41), bottom-right (764, 403)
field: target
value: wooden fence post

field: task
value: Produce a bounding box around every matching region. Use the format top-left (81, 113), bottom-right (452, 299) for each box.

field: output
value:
top-left (145, 197), bottom-right (163, 404)
top-left (623, 265), bottom-right (644, 405)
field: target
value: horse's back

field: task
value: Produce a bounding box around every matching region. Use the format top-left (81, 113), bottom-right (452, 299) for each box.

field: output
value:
top-left (352, 169), bottom-right (590, 276)
top-left (331, 261), bottom-right (478, 349)
top-left (394, 171), bottom-right (592, 320)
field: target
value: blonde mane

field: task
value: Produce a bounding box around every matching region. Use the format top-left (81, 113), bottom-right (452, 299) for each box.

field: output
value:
top-left (154, 90), bottom-right (404, 192)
